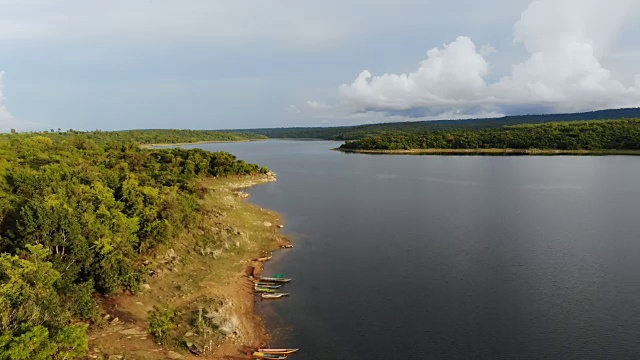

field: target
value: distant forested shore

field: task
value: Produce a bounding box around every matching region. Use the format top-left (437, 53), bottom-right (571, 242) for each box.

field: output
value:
top-left (230, 107), bottom-right (640, 140)
top-left (338, 119), bottom-right (640, 153)
top-left (6, 129), bottom-right (267, 145)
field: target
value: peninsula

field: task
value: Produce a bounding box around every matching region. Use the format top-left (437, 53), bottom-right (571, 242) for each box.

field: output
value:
top-left (0, 130), bottom-right (285, 359)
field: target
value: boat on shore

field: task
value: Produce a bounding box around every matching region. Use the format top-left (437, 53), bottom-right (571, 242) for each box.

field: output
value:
top-left (254, 255), bottom-right (273, 262)
top-left (185, 341), bottom-right (203, 355)
top-left (255, 283), bottom-right (282, 289)
top-left (252, 352), bottom-right (288, 359)
top-left (261, 293), bottom-right (289, 299)
top-left (259, 276), bottom-right (292, 283)
top-left (254, 287), bottom-right (276, 293)
top-left (258, 348), bottom-right (299, 355)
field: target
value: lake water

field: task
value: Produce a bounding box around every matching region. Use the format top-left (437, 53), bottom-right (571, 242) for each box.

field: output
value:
top-left (186, 140), bottom-right (640, 359)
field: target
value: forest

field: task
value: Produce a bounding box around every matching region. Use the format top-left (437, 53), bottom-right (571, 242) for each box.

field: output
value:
top-left (0, 133), bottom-right (268, 359)
top-left (12, 129), bottom-right (267, 145)
top-left (235, 107), bottom-right (640, 140)
top-left (339, 119), bottom-right (640, 151)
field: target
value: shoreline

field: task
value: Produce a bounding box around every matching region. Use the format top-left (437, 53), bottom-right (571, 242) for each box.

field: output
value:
top-left (141, 139), bottom-right (266, 148)
top-left (89, 173), bottom-right (290, 359)
top-left (334, 148), bottom-right (640, 156)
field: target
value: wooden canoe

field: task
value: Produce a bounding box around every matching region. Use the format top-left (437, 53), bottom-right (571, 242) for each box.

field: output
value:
top-left (254, 255), bottom-right (273, 262)
top-left (254, 283), bottom-right (282, 289)
top-left (186, 341), bottom-right (203, 355)
top-left (259, 277), bottom-right (292, 283)
top-left (254, 287), bottom-right (276, 293)
top-left (261, 293), bottom-right (289, 299)
top-left (252, 352), bottom-right (288, 359)
top-left (258, 348), bottom-right (299, 355)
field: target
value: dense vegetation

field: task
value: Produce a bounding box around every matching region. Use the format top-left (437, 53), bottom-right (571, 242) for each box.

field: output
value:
top-left (234, 107), bottom-right (640, 140)
top-left (15, 129), bottom-right (267, 145)
top-left (339, 119), bottom-right (640, 151)
top-left (0, 133), bottom-right (268, 359)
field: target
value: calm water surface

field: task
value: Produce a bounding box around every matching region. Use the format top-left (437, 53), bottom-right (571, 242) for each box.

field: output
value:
top-left (186, 140), bottom-right (640, 359)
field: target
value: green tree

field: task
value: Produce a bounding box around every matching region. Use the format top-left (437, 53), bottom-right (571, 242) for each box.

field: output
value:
top-left (0, 245), bottom-right (88, 359)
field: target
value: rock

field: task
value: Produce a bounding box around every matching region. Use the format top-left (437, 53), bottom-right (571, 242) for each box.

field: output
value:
top-left (167, 351), bottom-right (183, 359)
top-left (166, 248), bottom-right (176, 258)
top-left (262, 221), bottom-right (272, 227)
top-left (135, 302), bottom-right (143, 306)
top-left (184, 331), bottom-right (195, 337)
top-left (110, 317), bottom-right (120, 325)
top-left (236, 191), bottom-right (250, 199)
top-left (108, 356), bottom-right (124, 360)
top-left (141, 283), bottom-right (151, 291)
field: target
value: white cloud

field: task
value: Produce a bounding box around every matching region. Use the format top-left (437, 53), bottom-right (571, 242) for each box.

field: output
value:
top-left (512, 0), bottom-right (632, 56)
top-left (287, 105), bottom-right (301, 114)
top-left (336, 0), bottom-right (640, 118)
top-left (479, 44), bottom-right (497, 57)
top-left (339, 36), bottom-right (490, 111)
top-left (306, 101), bottom-right (333, 110)
top-left (493, 0), bottom-right (639, 111)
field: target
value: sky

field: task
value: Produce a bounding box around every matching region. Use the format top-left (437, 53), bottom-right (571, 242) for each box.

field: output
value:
top-left (1, 0), bottom-right (640, 132)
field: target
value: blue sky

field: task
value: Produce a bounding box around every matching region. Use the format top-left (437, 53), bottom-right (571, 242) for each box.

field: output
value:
top-left (1, 0), bottom-right (639, 132)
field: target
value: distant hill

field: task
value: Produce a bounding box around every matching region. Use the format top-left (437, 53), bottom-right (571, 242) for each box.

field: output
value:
top-left (227, 108), bottom-right (640, 140)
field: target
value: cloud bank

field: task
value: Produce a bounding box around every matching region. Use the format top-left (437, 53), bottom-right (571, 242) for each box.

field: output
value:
top-left (337, 0), bottom-right (640, 118)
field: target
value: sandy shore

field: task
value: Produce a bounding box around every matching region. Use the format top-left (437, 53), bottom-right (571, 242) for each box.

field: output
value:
top-left (335, 148), bottom-right (640, 156)
top-left (89, 173), bottom-right (290, 359)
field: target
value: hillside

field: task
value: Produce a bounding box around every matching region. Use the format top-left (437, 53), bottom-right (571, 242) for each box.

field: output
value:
top-left (232, 108), bottom-right (640, 140)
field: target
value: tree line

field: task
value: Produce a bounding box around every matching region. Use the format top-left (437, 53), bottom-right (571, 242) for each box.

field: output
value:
top-left (0, 133), bottom-right (269, 359)
top-left (6, 129), bottom-right (267, 145)
top-left (234, 107), bottom-right (640, 140)
top-left (339, 119), bottom-right (640, 151)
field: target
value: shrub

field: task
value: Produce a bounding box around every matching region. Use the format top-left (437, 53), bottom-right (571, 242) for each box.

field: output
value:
top-left (148, 306), bottom-right (176, 345)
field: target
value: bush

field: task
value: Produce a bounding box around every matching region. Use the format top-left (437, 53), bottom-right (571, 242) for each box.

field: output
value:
top-left (148, 306), bottom-right (176, 345)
